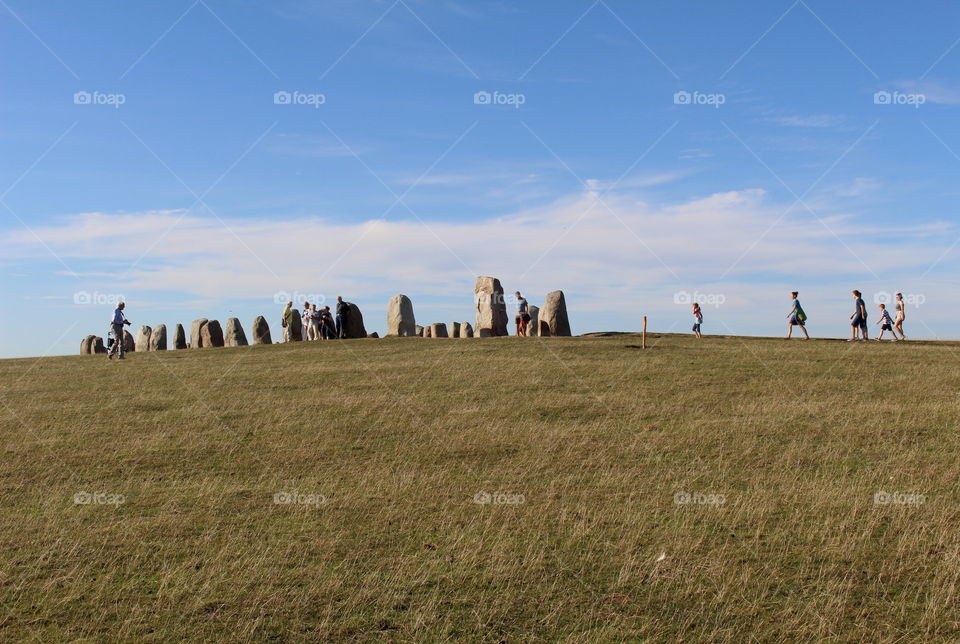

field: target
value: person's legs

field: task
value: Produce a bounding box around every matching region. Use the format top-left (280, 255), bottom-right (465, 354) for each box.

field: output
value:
top-left (800, 323), bottom-right (809, 339)
top-left (335, 315), bottom-right (344, 338)
top-left (860, 320), bottom-right (869, 340)
top-left (895, 320), bottom-right (905, 340)
top-left (787, 323), bottom-right (793, 338)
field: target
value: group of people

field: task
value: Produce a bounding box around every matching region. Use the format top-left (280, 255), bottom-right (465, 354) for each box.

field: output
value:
top-left (281, 296), bottom-right (352, 341)
top-left (689, 290), bottom-right (909, 341)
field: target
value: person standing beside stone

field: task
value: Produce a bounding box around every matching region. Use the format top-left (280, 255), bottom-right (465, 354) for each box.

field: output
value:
top-left (514, 291), bottom-right (530, 336)
top-left (107, 302), bottom-right (132, 360)
top-left (335, 296), bottom-right (350, 339)
top-left (281, 301), bottom-right (293, 342)
top-left (301, 301), bottom-right (312, 339)
top-left (308, 304), bottom-right (321, 341)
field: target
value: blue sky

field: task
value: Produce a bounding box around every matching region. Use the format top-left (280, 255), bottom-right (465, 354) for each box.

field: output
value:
top-left (3, 0), bottom-right (960, 358)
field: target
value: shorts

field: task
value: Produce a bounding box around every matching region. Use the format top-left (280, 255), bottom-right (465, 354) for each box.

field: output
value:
top-left (851, 316), bottom-right (866, 329)
top-left (692, 323), bottom-right (701, 333)
top-left (789, 315), bottom-right (805, 327)
top-left (881, 323), bottom-right (892, 331)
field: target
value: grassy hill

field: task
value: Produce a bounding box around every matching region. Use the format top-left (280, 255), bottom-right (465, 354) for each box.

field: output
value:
top-left (1, 333), bottom-right (958, 641)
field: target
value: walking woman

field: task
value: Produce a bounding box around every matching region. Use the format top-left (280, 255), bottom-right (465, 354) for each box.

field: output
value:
top-left (894, 292), bottom-right (907, 340)
top-left (849, 290), bottom-right (868, 341)
top-left (787, 291), bottom-right (810, 339)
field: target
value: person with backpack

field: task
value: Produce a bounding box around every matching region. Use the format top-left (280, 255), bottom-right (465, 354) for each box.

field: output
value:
top-left (107, 301), bottom-right (132, 360)
top-left (281, 301), bottom-right (293, 342)
top-left (787, 291), bottom-right (810, 339)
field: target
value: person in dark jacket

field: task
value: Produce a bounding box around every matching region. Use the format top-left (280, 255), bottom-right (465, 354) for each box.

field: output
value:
top-left (335, 296), bottom-right (350, 339)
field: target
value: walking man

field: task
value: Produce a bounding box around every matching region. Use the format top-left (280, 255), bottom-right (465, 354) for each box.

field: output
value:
top-left (107, 302), bottom-right (132, 360)
top-left (849, 290), bottom-right (869, 341)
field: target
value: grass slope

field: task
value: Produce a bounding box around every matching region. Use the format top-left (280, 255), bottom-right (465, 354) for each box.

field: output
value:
top-left (1, 334), bottom-right (959, 642)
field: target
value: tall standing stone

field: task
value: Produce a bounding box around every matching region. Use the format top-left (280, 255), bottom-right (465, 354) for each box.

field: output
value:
top-left (80, 335), bottom-right (95, 355)
top-left (461, 322), bottom-right (474, 338)
top-left (450, 321), bottom-right (461, 338)
top-left (123, 329), bottom-right (136, 352)
top-left (539, 290), bottom-right (571, 336)
top-left (289, 310), bottom-right (302, 341)
top-left (91, 336), bottom-right (107, 354)
top-left (386, 294), bottom-right (416, 337)
top-left (474, 276), bottom-right (508, 337)
top-left (148, 324), bottom-right (167, 351)
top-left (344, 302), bottom-right (367, 339)
top-left (190, 318), bottom-right (208, 348)
top-left (135, 326), bottom-right (152, 352)
top-left (527, 305), bottom-right (540, 337)
top-left (200, 320), bottom-right (225, 347)
top-left (252, 316), bottom-right (272, 345)
top-left (225, 318), bottom-right (248, 347)
top-left (173, 324), bottom-right (187, 349)
top-left (430, 323), bottom-right (449, 338)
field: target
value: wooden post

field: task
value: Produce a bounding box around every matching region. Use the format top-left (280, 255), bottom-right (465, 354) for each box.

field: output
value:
top-left (642, 315), bottom-right (647, 349)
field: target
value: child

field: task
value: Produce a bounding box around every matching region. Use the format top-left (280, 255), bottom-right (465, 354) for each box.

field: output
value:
top-left (875, 303), bottom-right (896, 341)
top-left (692, 302), bottom-right (703, 339)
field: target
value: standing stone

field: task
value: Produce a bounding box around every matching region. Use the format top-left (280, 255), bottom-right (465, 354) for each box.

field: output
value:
top-left (527, 305), bottom-right (540, 337)
top-left (173, 324), bottom-right (187, 350)
top-left (252, 316), bottom-right (272, 345)
top-left (148, 324), bottom-right (167, 351)
top-left (478, 328), bottom-right (493, 338)
top-left (80, 335), bottom-right (95, 355)
top-left (135, 326), bottom-right (152, 352)
top-left (450, 321), bottom-right (461, 338)
top-left (289, 309), bottom-right (302, 342)
top-left (415, 325), bottom-right (424, 337)
top-left (123, 329), bottom-right (136, 352)
top-left (190, 318), bottom-right (208, 348)
top-left (461, 322), bottom-right (474, 338)
top-left (200, 320), bottom-right (225, 348)
top-left (424, 326), bottom-right (432, 338)
top-left (474, 276), bottom-right (508, 337)
top-left (387, 294), bottom-right (416, 337)
top-left (344, 302), bottom-right (367, 339)
top-left (430, 323), bottom-right (449, 338)
top-left (91, 336), bottom-right (107, 354)
top-left (539, 290), bottom-right (571, 336)
top-left (537, 319), bottom-right (552, 336)
top-left (225, 318), bottom-right (248, 347)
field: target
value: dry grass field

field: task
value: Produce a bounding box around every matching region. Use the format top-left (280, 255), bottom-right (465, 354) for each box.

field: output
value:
top-left (1, 333), bottom-right (959, 642)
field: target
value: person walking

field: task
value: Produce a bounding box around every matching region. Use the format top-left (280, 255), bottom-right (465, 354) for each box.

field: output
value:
top-left (335, 296), bottom-right (350, 339)
top-left (107, 302), bottom-right (132, 360)
top-left (875, 303), bottom-right (896, 341)
top-left (514, 291), bottom-right (530, 336)
top-left (849, 290), bottom-right (868, 341)
top-left (893, 292), bottom-right (907, 340)
top-left (787, 291), bottom-right (810, 339)
top-left (692, 302), bottom-right (703, 339)
top-left (281, 301), bottom-right (293, 342)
